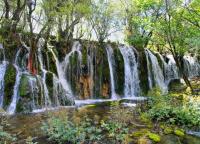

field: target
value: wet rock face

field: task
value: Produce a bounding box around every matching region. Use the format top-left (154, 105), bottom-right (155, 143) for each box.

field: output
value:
top-left (138, 50), bottom-right (149, 94)
top-left (4, 64), bottom-right (16, 108)
top-left (79, 75), bottom-right (93, 99)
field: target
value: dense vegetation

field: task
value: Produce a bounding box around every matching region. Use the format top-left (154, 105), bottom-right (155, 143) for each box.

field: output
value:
top-left (0, 0), bottom-right (199, 143)
top-left (0, 0), bottom-right (199, 88)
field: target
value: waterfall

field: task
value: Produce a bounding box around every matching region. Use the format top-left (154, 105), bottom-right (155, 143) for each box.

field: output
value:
top-left (87, 46), bottom-right (94, 98)
top-left (48, 41), bottom-right (82, 100)
top-left (48, 46), bottom-right (73, 100)
top-left (37, 39), bottom-right (51, 107)
top-left (7, 50), bottom-right (22, 114)
top-left (52, 74), bottom-right (61, 106)
top-left (0, 61), bottom-right (7, 107)
top-left (145, 49), bottom-right (168, 93)
top-left (0, 44), bottom-right (7, 107)
top-left (119, 45), bottom-right (140, 97)
top-left (157, 54), bottom-right (179, 85)
top-left (165, 55), bottom-right (179, 83)
top-left (145, 50), bottom-right (153, 89)
top-left (183, 55), bottom-right (200, 78)
top-left (28, 76), bottom-right (38, 109)
top-left (106, 45), bottom-right (117, 99)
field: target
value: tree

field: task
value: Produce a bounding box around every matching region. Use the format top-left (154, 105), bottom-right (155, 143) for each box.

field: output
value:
top-left (152, 0), bottom-right (200, 91)
top-left (89, 0), bottom-right (120, 44)
top-left (122, 0), bottom-right (164, 50)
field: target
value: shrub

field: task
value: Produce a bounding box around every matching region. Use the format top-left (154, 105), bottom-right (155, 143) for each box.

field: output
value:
top-left (42, 115), bottom-right (103, 144)
top-left (145, 87), bottom-right (200, 128)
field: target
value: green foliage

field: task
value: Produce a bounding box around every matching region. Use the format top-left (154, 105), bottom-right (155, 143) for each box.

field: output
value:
top-left (145, 88), bottom-right (200, 128)
top-left (42, 116), bottom-right (103, 144)
top-left (42, 102), bottom-right (134, 144)
top-left (0, 117), bottom-right (16, 143)
top-left (101, 120), bottom-right (129, 143)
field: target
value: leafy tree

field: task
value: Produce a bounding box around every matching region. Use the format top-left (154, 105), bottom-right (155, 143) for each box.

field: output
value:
top-left (122, 0), bottom-right (164, 50)
top-left (89, 0), bottom-right (120, 44)
top-left (152, 0), bottom-right (200, 91)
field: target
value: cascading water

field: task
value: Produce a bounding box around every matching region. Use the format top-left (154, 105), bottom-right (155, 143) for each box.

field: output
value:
top-left (28, 76), bottom-right (38, 109)
top-left (119, 45), bottom-right (140, 97)
top-left (48, 41), bottom-right (82, 100)
top-left (157, 54), bottom-right (179, 85)
top-left (145, 49), bottom-right (168, 93)
top-left (1, 39), bottom-right (200, 114)
top-left (183, 55), bottom-right (200, 78)
top-left (7, 50), bottom-right (22, 114)
top-left (87, 47), bottom-right (94, 98)
top-left (106, 45), bottom-right (117, 99)
top-left (165, 55), bottom-right (179, 83)
top-left (0, 61), bottom-right (7, 107)
top-left (52, 74), bottom-right (61, 106)
top-left (37, 39), bottom-right (51, 107)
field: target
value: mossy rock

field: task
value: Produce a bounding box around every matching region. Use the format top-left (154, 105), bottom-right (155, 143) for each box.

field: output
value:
top-left (174, 129), bottom-right (185, 137)
top-left (4, 64), bottom-right (16, 107)
top-left (19, 75), bottom-right (30, 97)
top-left (148, 132), bottom-right (161, 142)
top-left (47, 51), bottom-right (58, 75)
top-left (131, 129), bottom-right (150, 138)
top-left (138, 50), bottom-right (149, 94)
top-left (163, 127), bottom-right (173, 135)
top-left (114, 47), bottom-right (124, 95)
top-left (17, 74), bottom-right (37, 113)
top-left (46, 72), bottom-right (54, 104)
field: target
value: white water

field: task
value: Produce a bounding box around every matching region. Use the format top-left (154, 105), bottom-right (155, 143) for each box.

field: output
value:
top-left (145, 50), bottom-right (153, 89)
top-left (183, 55), bottom-right (200, 78)
top-left (52, 74), bottom-right (61, 106)
top-left (49, 41), bottom-right (82, 100)
top-left (7, 50), bottom-right (22, 114)
top-left (165, 55), bottom-right (179, 83)
top-left (106, 45), bottom-right (117, 99)
top-left (145, 49), bottom-right (168, 93)
top-left (157, 54), bottom-right (179, 85)
top-left (0, 61), bottom-right (7, 107)
top-left (28, 76), bottom-right (38, 109)
top-left (49, 47), bottom-right (73, 100)
top-left (87, 47), bottom-right (94, 98)
top-left (119, 45), bottom-right (140, 97)
top-left (38, 39), bottom-right (51, 107)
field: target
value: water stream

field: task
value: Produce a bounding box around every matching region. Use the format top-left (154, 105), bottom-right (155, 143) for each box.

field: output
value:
top-left (119, 45), bottom-right (140, 97)
top-left (106, 45), bottom-right (117, 99)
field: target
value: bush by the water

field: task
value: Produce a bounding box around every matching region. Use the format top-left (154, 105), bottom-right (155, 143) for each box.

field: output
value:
top-left (42, 102), bottom-right (132, 144)
top-left (145, 87), bottom-right (200, 128)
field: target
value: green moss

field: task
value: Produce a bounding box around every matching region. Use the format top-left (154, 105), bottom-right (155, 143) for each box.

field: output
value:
top-left (174, 129), bottom-right (185, 137)
top-left (4, 64), bottom-right (16, 107)
top-left (131, 129), bottom-right (149, 138)
top-left (19, 75), bottom-right (29, 97)
top-left (148, 132), bottom-right (161, 142)
top-left (114, 47), bottom-right (124, 95)
top-left (163, 127), bottom-right (173, 134)
top-left (46, 72), bottom-right (54, 103)
top-left (48, 51), bottom-right (58, 75)
top-left (138, 51), bottom-right (149, 94)
top-left (86, 104), bottom-right (97, 108)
